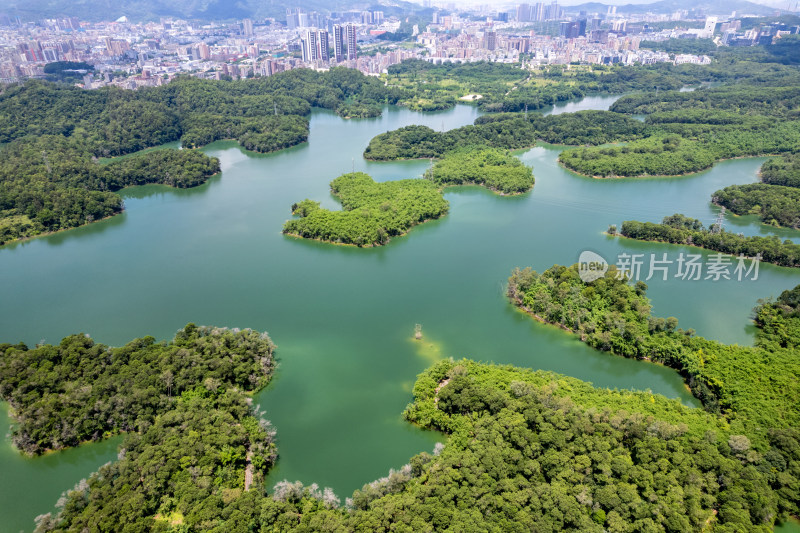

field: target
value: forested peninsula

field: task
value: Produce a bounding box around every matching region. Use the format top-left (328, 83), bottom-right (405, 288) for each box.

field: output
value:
top-left (0, 324), bottom-right (275, 455)
top-left (507, 264), bottom-right (800, 438)
top-left (283, 148), bottom-right (533, 246)
top-left (0, 139), bottom-right (220, 244)
top-left (8, 336), bottom-right (799, 532)
top-left (367, 61), bottom-right (800, 185)
top-left (618, 216), bottom-right (800, 268)
top-left (711, 152), bottom-right (800, 229)
top-left (363, 110), bottom-right (645, 161)
top-left (0, 68), bottom-right (400, 245)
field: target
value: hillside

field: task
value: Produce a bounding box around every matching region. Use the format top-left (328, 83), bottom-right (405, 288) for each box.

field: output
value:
top-left (0, 0), bottom-right (428, 22)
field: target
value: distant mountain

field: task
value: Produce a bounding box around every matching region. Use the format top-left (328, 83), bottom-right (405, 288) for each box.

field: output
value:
top-left (567, 0), bottom-right (783, 16)
top-left (1, 0), bottom-right (428, 22)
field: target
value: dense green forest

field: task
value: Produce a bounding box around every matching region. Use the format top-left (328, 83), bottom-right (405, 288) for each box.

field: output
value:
top-left (368, 72), bottom-right (800, 171)
top-left (8, 50), bottom-right (800, 532)
top-left (558, 85), bottom-right (800, 178)
top-left (0, 69), bottom-right (397, 156)
top-left (424, 147), bottom-right (535, 195)
top-left (0, 137), bottom-right (220, 245)
top-left (9, 271), bottom-right (800, 531)
top-left (384, 57), bottom-right (800, 115)
top-left (713, 183), bottom-right (800, 228)
top-left (560, 135), bottom-right (716, 177)
top-left (639, 38), bottom-right (717, 55)
top-left (507, 264), bottom-right (800, 440)
top-left (283, 148), bottom-right (534, 246)
top-left (761, 152), bottom-right (800, 188)
top-left (385, 60), bottom-right (529, 112)
top-left (0, 67), bottom-right (401, 245)
top-left (282, 172), bottom-right (449, 246)
top-left (30, 355), bottom-right (800, 532)
top-left (755, 284), bottom-right (800, 351)
top-left (36, 390), bottom-right (280, 532)
top-left (707, 153), bottom-right (800, 229)
top-left (0, 324), bottom-right (275, 454)
top-left (363, 111), bottom-right (645, 160)
top-left (619, 215), bottom-right (800, 268)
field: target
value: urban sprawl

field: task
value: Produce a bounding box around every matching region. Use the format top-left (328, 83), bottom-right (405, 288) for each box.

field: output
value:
top-left (0, 2), bottom-right (798, 89)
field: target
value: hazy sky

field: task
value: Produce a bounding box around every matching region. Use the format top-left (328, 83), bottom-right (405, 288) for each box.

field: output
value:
top-left (434, 0), bottom-right (794, 7)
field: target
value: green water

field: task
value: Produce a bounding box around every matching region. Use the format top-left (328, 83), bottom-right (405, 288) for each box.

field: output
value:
top-left (0, 406), bottom-right (121, 533)
top-left (2, 102), bottom-right (800, 531)
top-left (776, 519), bottom-right (800, 533)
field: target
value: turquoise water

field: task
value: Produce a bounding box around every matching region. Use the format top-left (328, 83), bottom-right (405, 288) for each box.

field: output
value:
top-left (1, 101), bottom-right (799, 531)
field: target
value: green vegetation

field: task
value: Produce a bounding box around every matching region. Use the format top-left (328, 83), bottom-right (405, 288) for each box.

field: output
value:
top-left (386, 60), bottom-right (528, 112)
top-left (282, 172), bottom-right (449, 247)
top-left (180, 114), bottom-right (309, 153)
top-left (640, 38), bottom-right (717, 56)
top-left (0, 324), bottom-right (274, 455)
top-left (0, 69), bottom-right (397, 156)
top-left (42, 61), bottom-right (93, 83)
top-left (0, 137), bottom-right (220, 245)
top-left (705, 153), bottom-right (800, 230)
top-left (34, 356), bottom-right (800, 532)
top-left (424, 147), bottom-right (534, 195)
top-left (610, 86), bottom-right (800, 118)
top-left (761, 152), bottom-right (800, 188)
top-left (383, 59), bottom-right (800, 116)
top-left (560, 135), bottom-right (715, 177)
top-left (284, 148), bottom-right (535, 246)
top-left (558, 84), bottom-right (800, 178)
top-left (619, 215), bottom-right (800, 268)
top-left (713, 184), bottom-right (800, 228)
top-left (36, 390), bottom-right (279, 532)
top-left (364, 110), bottom-right (645, 161)
top-left (507, 264), bottom-right (800, 441)
top-left (404, 359), bottom-right (800, 531)
top-left (755, 284), bottom-right (800, 351)
top-left (0, 67), bottom-right (401, 244)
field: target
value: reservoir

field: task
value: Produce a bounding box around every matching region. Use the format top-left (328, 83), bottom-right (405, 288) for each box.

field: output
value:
top-left (1, 100), bottom-right (799, 531)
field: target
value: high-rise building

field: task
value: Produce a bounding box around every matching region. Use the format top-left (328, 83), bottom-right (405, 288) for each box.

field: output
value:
top-left (286, 8), bottom-right (300, 29)
top-left (532, 3), bottom-right (545, 22)
top-left (197, 42), bottom-right (210, 60)
top-left (302, 29), bottom-right (330, 63)
top-left (703, 16), bottom-right (718, 37)
top-left (243, 19), bottom-right (253, 37)
top-left (333, 24), bottom-right (345, 62)
top-left (516, 4), bottom-right (531, 22)
top-left (317, 29), bottom-right (329, 62)
top-left (302, 29), bottom-right (318, 62)
top-left (346, 24), bottom-right (357, 61)
top-left (484, 30), bottom-right (497, 50)
top-left (559, 20), bottom-right (585, 38)
top-left (545, 1), bottom-right (563, 21)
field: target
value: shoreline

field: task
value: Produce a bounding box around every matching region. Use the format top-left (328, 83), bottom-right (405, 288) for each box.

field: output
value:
top-left (609, 232), bottom-right (800, 269)
top-left (281, 176), bottom-right (531, 248)
top-left (0, 171), bottom-right (221, 249)
top-left (438, 180), bottom-right (533, 196)
top-left (559, 153), bottom-right (778, 180)
top-left (282, 212), bottom-right (446, 248)
top-left (509, 296), bottom-right (696, 396)
top-left (364, 142), bottom-right (541, 163)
